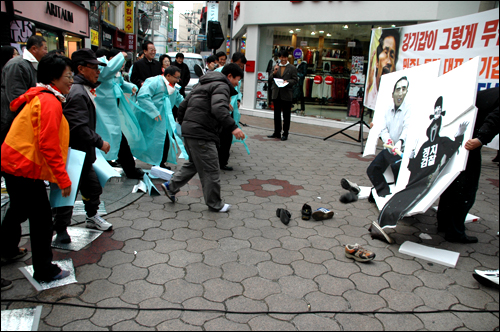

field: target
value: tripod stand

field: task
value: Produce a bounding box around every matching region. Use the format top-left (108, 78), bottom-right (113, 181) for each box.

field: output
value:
top-left (323, 97), bottom-right (370, 153)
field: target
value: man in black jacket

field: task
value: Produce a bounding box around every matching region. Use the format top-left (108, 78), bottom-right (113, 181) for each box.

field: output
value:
top-left (437, 87), bottom-right (499, 243)
top-left (130, 41), bottom-right (162, 89)
top-left (161, 64), bottom-right (245, 212)
top-left (174, 53), bottom-right (191, 97)
top-left (52, 49), bottom-right (112, 244)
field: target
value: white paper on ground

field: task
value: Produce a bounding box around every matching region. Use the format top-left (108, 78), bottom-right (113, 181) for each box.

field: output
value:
top-left (51, 227), bottom-right (103, 251)
top-left (132, 181), bottom-right (147, 193)
top-left (93, 148), bottom-right (122, 187)
top-left (150, 166), bottom-right (174, 181)
top-left (1, 306), bottom-right (42, 331)
top-left (49, 148), bottom-right (86, 208)
top-left (431, 206), bottom-right (480, 224)
top-left (399, 241), bottom-right (460, 268)
top-left (19, 258), bottom-right (77, 291)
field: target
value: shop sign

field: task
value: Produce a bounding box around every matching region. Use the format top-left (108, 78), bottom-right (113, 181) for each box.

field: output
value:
top-left (102, 30), bottom-right (113, 48)
top-left (113, 29), bottom-right (127, 49)
top-left (46, 2), bottom-right (73, 23)
top-left (126, 34), bottom-right (136, 51)
top-left (364, 8), bottom-right (499, 110)
top-left (91, 29), bottom-right (99, 46)
top-left (293, 49), bottom-right (302, 59)
top-left (10, 20), bottom-right (35, 43)
top-left (300, 41), bottom-right (307, 47)
top-left (124, 1), bottom-right (134, 34)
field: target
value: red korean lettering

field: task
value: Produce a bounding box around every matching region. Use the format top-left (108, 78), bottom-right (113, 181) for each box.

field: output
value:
top-left (126, 16), bottom-right (132, 23)
top-left (462, 23), bottom-right (478, 49)
top-left (443, 58), bottom-right (454, 74)
top-left (409, 32), bottom-right (418, 51)
top-left (426, 30), bottom-right (438, 50)
top-left (409, 58), bottom-right (420, 67)
top-left (454, 58), bottom-right (464, 67)
top-left (126, 8), bottom-right (132, 15)
top-left (402, 33), bottom-right (411, 52)
top-left (440, 28), bottom-right (452, 50)
top-left (481, 19), bottom-right (499, 47)
top-left (417, 31), bottom-right (426, 51)
top-left (403, 58), bottom-right (410, 69)
top-left (479, 57), bottom-right (492, 78)
top-left (451, 26), bottom-right (464, 50)
top-left (492, 57), bottom-right (499, 80)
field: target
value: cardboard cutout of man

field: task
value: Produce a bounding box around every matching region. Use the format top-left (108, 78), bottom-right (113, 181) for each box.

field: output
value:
top-left (376, 96), bottom-right (468, 229)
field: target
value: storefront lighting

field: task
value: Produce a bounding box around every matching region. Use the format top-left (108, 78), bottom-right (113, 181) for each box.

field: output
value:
top-left (319, 30), bottom-right (324, 33)
top-left (289, 30), bottom-right (294, 33)
top-left (326, 33), bottom-right (331, 37)
top-left (378, 27), bottom-right (382, 29)
top-left (343, 25), bottom-right (348, 29)
top-left (392, 25), bottom-right (396, 27)
top-left (311, 32), bottom-right (316, 35)
top-left (295, 28), bottom-right (301, 31)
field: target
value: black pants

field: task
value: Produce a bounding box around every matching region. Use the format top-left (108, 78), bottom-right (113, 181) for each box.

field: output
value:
top-left (218, 126), bottom-right (233, 168)
top-left (52, 164), bottom-right (102, 231)
top-left (273, 98), bottom-right (292, 136)
top-left (1, 174), bottom-right (61, 281)
top-left (367, 150), bottom-right (401, 197)
top-left (117, 133), bottom-right (137, 175)
top-left (161, 133), bottom-right (171, 166)
top-left (437, 148), bottom-right (481, 239)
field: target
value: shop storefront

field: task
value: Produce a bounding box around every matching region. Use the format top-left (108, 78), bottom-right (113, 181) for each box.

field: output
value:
top-left (1, 1), bottom-right (89, 57)
top-left (232, 1), bottom-right (486, 126)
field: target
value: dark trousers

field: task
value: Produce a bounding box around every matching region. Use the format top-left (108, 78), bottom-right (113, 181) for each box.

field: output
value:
top-left (218, 115), bottom-right (234, 168)
top-left (117, 133), bottom-right (137, 175)
top-left (367, 150), bottom-right (402, 197)
top-left (169, 138), bottom-right (224, 210)
top-left (437, 148), bottom-right (481, 239)
top-left (273, 98), bottom-right (292, 136)
top-left (161, 133), bottom-right (171, 166)
top-left (1, 174), bottom-right (61, 281)
top-left (52, 164), bottom-right (102, 232)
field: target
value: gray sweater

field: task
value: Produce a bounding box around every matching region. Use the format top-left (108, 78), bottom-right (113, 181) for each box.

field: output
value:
top-left (1, 55), bottom-right (37, 140)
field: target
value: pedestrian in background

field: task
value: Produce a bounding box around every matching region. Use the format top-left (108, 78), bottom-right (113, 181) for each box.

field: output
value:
top-left (1, 35), bottom-right (47, 144)
top-left (174, 53), bottom-right (191, 97)
top-left (52, 49), bottom-right (112, 244)
top-left (1, 54), bottom-right (73, 282)
top-left (1, 46), bottom-right (20, 73)
top-left (160, 54), bottom-right (171, 74)
top-left (130, 41), bottom-right (162, 89)
top-left (268, 50), bottom-right (298, 141)
top-left (128, 51), bottom-right (144, 80)
top-left (216, 51), bottom-right (227, 67)
top-left (204, 55), bottom-right (217, 74)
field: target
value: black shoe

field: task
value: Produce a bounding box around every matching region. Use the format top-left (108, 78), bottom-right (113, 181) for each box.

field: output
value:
top-left (160, 164), bottom-right (172, 170)
top-left (301, 204), bottom-right (312, 220)
top-left (221, 165), bottom-right (233, 171)
top-left (108, 161), bottom-right (121, 167)
top-left (281, 135), bottom-right (288, 141)
top-left (126, 168), bottom-right (145, 179)
top-left (445, 235), bottom-right (478, 243)
top-left (340, 189), bottom-right (359, 204)
top-left (369, 221), bottom-right (394, 244)
top-left (277, 208), bottom-right (291, 225)
top-left (267, 134), bottom-right (281, 139)
top-left (341, 178), bottom-right (360, 195)
top-left (56, 229), bottom-right (71, 244)
top-left (368, 192), bottom-right (375, 203)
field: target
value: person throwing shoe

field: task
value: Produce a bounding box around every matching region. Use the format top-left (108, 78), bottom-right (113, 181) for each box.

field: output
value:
top-left (161, 64), bottom-right (245, 212)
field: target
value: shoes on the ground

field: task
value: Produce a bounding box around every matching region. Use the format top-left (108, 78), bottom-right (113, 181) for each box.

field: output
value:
top-left (345, 243), bottom-right (376, 262)
top-left (341, 178), bottom-right (360, 195)
top-left (281, 135), bottom-right (288, 141)
top-left (219, 204), bottom-right (231, 212)
top-left (301, 204), bottom-right (312, 220)
top-left (445, 234), bottom-right (478, 243)
top-left (369, 221), bottom-right (394, 244)
top-left (126, 168), bottom-right (145, 179)
top-left (1, 278), bottom-right (13, 291)
top-left (56, 229), bottom-right (71, 244)
top-left (312, 208), bottom-right (334, 221)
top-left (221, 165), bottom-right (233, 171)
top-left (339, 189), bottom-right (359, 204)
top-left (1, 247), bottom-right (28, 264)
top-left (267, 134), bottom-right (281, 139)
top-left (277, 208), bottom-right (291, 225)
top-left (161, 181), bottom-right (176, 203)
top-left (108, 160), bottom-right (121, 167)
top-left (86, 214), bottom-right (113, 231)
top-left (53, 270), bottom-right (71, 280)
top-left (160, 164), bottom-right (172, 170)
top-left (473, 270), bottom-right (499, 288)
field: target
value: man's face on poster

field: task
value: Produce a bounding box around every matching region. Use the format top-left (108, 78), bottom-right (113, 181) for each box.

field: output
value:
top-left (392, 79), bottom-right (408, 109)
top-left (377, 36), bottom-right (397, 86)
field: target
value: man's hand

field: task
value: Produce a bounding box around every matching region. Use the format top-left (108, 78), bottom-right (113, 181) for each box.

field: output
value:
top-left (101, 141), bottom-right (111, 154)
top-left (370, 122), bottom-right (374, 129)
top-left (121, 52), bottom-right (128, 58)
top-left (237, 101), bottom-right (241, 108)
top-left (393, 140), bottom-right (402, 156)
top-left (232, 128), bottom-right (245, 140)
top-left (61, 184), bottom-right (72, 197)
top-left (465, 138), bottom-right (482, 151)
top-left (132, 87), bottom-right (137, 95)
top-left (155, 115), bottom-right (162, 122)
top-left (273, 65), bottom-right (279, 74)
top-left (229, 104), bottom-right (234, 111)
top-left (455, 121), bottom-right (469, 137)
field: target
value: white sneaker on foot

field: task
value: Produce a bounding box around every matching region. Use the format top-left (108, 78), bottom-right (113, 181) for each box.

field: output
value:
top-left (86, 214), bottom-right (112, 231)
top-left (219, 204), bottom-right (231, 212)
top-left (473, 270), bottom-right (499, 287)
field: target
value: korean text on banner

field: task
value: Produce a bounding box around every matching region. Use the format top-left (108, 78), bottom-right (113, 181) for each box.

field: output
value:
top-left (364, 9), bottom-right (499, 111)
top-left (49, 148), bottom-right (86, 208)
top-left (124, 1), bottom-right (134, 34)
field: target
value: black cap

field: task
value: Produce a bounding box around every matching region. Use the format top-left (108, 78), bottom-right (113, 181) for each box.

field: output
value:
top-left (71, 48), bottom-right (107, 66)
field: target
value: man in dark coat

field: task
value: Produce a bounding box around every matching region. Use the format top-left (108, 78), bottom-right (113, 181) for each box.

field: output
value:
top-left (161, 64), bottom-right (245, 212)
top-left (52, 49), bottom-right (113, 244)
top-left (437, 87), bottom-right (499, 243)
top-left (174, 53), bottom-right (191, 98)
top-left (268, 50), bottom-right (298, 141)
top-left (130, 41), bottom-right (162, 89)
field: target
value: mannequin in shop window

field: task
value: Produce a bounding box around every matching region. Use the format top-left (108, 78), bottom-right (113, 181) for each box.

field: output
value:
top-left (268, 50), bottom-right (298, 141)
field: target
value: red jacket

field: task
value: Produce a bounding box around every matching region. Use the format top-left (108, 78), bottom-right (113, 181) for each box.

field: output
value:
top-left (1, 86), bottom-right (71, 189)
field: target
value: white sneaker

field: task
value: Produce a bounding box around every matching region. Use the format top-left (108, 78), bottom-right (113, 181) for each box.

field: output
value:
top-left (86, 214), bottom-right (112, 231)
top-left (473, 270), bottom-right (499, 287)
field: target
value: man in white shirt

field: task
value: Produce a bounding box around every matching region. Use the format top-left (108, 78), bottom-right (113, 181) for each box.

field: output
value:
top-left (367, 76), bottom-right (410, 197)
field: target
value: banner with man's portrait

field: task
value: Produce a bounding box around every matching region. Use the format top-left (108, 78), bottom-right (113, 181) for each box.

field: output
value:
top-left (364, 8), bottom-right (499, 112)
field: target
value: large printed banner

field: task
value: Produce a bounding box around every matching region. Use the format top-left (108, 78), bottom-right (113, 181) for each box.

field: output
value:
top-left (364, 9), bottom-right (499, 111)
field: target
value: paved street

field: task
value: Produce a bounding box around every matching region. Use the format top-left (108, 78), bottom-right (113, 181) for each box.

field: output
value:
top-left (1, 114), bottom-right (499, 331)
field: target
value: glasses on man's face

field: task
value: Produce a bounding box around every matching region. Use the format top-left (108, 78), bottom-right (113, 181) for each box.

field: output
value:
top-left (86, 65), bottom-right (99, 71)
top-left (63, 75), bottom-right (74, 81)
top-left (173, 75), bottom-right (181, 80)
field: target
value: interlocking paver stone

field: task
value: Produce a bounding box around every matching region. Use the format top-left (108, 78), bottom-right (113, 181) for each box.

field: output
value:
top-left (120, 280), bottom-right (164, 304)
top-left (349, 272), bottom-right (390, 294)
top-left (414, 286), bottom-right (459, 309)
top-left (380, 289), bottom-right (425, 311)
top-left (147, 263), bottom-right (185, 284)
top-left (257, 261), bottom-right (293, 280)
top-left (80, 280), bottom-right (123, 303)
top-left (161, 279), bottom-right (203, 303)
top-left (242, 277), bottom-right (281, 300)
top-left (203, 278), bottom-right (244, 302)
top-left (167, 250), bottom-right (203, 267)
top-left (91, 298), bottom-right (136, 326)
top-left (135, 298), bottom-right (182, 326)
top-left (342, 290), bottom-right (387, 312)
top-left (237, 248), bottom-right (271, 265)
top-left (291, 260), bottom-right (327, 279)
top-left (292, 314), bottom-right (341, 331)
top-left (132, 249), bottom-right (169, 268)
top-left (184, 262), bottom-right (223, 283)
top-left (109, 263), bottom-right (148, 285)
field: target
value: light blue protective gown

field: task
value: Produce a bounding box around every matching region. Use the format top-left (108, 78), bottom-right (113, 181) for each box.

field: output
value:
top-left (215, 67), bottom-right (250, 154)
top-left (135, 75), bottom-right (188, 165)
top-left (95, 54), bottom-right (146, 160)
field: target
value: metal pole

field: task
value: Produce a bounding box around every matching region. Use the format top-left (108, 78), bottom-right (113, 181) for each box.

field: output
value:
top-left (133, 1), bottom-right (138, 62)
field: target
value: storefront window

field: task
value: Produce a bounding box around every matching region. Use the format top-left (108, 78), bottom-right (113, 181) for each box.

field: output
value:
top-left (258, 23), bottom-right (414, 124)
top-left (102, 1), bottom-right (116, 24)
top-left (37, 29), bottom-right (58, 52)
top-left (64, 34), bottom-right (82, 59)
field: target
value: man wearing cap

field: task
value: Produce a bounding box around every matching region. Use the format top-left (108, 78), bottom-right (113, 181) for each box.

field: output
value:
top-left (52, 49), bottom-right (113, 244)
